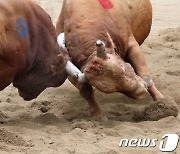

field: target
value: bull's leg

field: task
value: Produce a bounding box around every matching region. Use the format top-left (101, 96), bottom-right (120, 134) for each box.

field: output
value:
top-left (0, 62), bottom-right (15, 90)
top-left (68, 76), bottom-right (107, 121)
top-left (127, 37), bottom-right (164, 101)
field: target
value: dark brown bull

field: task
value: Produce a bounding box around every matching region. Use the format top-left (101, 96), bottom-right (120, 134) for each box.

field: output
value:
top-left (0, 0), bottom-right (69, 100)
top-left (56, 0), bottom-right (164, 120)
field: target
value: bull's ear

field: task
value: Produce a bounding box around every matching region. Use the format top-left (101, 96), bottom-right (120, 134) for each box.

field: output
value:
top-left (106, 32), bottom-right (116, 49)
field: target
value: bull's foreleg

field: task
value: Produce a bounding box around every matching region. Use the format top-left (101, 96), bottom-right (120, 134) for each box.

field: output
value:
top-left (127, 37), bottom-right (164, 101)
top-left (0, 63), bottom-right (15, 90)
top-left (68, 76), bottom-right (107, 121)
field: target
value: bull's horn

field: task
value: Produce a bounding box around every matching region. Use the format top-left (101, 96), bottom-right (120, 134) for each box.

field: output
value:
top-left (65, 61), bottom-right (87, 83)
top-left (96, 40), bottom-right (106, 58)
top-left (57, 32), bottom-right (65, 48)
top-left (73, 73), bottom-right (87, 83)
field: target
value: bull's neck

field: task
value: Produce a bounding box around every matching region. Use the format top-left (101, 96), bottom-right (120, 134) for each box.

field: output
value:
top-left (66, 23), bottom-right (125, 69)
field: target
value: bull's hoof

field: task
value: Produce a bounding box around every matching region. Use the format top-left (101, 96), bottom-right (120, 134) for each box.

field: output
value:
top-left (133, 96), bottom-right (179, 121)
top-left (91, 112), bottom-right (108, 122)
top-left (93, 115), bottom-right (108, 122)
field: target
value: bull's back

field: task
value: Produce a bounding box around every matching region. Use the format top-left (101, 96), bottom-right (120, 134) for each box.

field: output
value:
top-left (0, 0), bottom-right (56, 71)
top-left (0, 0), bottom-right (57, 90)
top-left (63, 0), bottom-right (152, 45)
top-left (113, 0), bottom-right (152, 44)
top-left (96, 0), bottom-right (152, 44)
top-left (0, 0), bottom-right (34, 83)
top-left (61, 0), bottom-right (152, 67)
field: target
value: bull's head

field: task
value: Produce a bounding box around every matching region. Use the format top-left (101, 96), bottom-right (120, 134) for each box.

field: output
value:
top-left (82, 33), bottom-right (148, 99)
top-left (55, 33), bottom-right (148, 99)
top-left (13, 45), bottom-right (69, 101)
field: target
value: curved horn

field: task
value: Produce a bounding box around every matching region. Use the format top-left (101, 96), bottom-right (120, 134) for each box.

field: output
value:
top-left (96, 40), bottom-right (106, 58)
top-left (57, 32), bottom-right (65, 48)
top-left (65, 61), bottom-right (87, 83)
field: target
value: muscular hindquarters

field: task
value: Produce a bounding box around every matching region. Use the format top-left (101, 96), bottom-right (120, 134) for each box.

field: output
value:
top-left (113, 0), bottom-right (152, 44)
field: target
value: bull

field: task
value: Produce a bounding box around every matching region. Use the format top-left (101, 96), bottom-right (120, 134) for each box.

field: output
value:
top-left (0, 0), bottom-right (81, 101)
top-left (56, 0), bottom-right (164, 120)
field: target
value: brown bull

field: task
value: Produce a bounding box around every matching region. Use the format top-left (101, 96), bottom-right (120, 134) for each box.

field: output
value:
top-left (0, 0), bottom-right (69, 100)
top-left (56, 0), bottom-right (164, 120)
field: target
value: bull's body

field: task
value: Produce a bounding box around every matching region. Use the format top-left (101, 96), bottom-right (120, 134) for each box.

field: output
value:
top-left (56, 0), bottom-right (152, 67)
top-left (0, 0), bottom-right (68, 100)
top-left (56, 0), bottom-right (164, 120)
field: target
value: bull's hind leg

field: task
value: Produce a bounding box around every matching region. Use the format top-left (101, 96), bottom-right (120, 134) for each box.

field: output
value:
top-left (127, 37), bottom-right (164, 101)
top-left (68, 76), bottom-right (107, 121)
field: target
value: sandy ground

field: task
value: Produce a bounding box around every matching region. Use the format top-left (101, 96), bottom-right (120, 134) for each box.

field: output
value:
top-left (0, 0), bottom-right (180, 153)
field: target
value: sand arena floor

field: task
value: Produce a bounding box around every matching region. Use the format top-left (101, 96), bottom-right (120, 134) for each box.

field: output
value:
top-left (0, 0), bottom-right (180, 153)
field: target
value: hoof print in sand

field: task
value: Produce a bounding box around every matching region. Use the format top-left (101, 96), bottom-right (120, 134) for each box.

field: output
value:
top-left (133, 97), bottom-right (179, 121)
